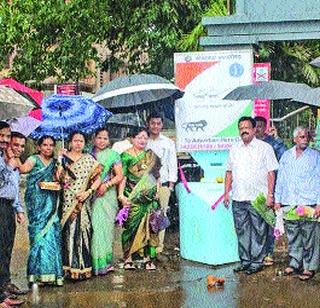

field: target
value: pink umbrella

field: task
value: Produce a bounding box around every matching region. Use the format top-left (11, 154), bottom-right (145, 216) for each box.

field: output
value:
top-left (0, 78), bottom-right (43, 120)
top-left (7, 116), bottom-right (42, 137)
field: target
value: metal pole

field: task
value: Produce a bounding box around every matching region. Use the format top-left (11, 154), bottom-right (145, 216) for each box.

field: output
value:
top-left (227, 0), bottom-right (233, 15)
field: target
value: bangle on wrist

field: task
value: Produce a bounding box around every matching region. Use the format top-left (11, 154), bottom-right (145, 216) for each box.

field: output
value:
top-left (106, 181), bottom-right (112, 188)
top-left (87, 188), bottom-right (93, 195)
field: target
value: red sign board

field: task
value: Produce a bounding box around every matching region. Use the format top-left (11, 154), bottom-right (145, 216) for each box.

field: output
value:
top-left (56, 83), bottom-right (79, 95)
top-left (253, 63), bottom-right (271, 127)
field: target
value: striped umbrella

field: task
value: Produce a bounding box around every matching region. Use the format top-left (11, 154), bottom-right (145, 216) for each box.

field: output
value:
top-left (92, 74), bottom-right (184, 112)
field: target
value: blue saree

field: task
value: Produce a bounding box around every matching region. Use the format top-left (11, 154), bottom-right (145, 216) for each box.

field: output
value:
top-left (25, 155), bottom-right (63, 286)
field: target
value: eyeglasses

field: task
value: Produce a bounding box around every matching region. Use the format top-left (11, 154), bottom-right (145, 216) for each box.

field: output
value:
top-left (298, 135), bottom-right (308, 139)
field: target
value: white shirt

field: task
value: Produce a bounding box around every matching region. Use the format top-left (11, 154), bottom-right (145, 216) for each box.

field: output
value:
top-left (112, 139), bottom-right (132, 154)
top-left (226, 137), bottom-right (279, 202)
top-left (146, 134), bottom-right (178, 184)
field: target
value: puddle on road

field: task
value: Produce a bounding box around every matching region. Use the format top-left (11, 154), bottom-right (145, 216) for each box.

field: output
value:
top-left (11, 223), bottom-right (320, 308)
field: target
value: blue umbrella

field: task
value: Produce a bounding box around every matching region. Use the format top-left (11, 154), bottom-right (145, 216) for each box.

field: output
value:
top-left (31, 95), bottom-right (112, 141)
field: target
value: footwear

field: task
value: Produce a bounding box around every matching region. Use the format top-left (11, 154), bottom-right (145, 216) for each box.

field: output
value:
top-left (106, 266), bottom-right (115, 273)
top-left (284, 267), bottom-right (301, 276)
top-left (299, 270), bottom-right (315, 281)
top-left (233, 265), bottom-right (250, 273)
top-left (4, 297), bottom-right (25, 306)
top-left (4, 283), bottom-right (28, 295)
top-left (124, 262), bottom-right (136, 270)
top-left (144, 261), bottom-right (156, 271)
top-left (263, 256), bottom-right (274, 266)
top-left (245, 266), bottom-right (264, 275)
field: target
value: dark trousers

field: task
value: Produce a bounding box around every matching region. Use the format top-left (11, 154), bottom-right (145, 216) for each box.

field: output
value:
top-left (232, 201), bottom-right (268, 269)
top-left (0, 198), bottom-right (16, 288)
top-left (286, 220), bottom-right (320, 271)
top-left (265, 224), bottom-right (275, 256)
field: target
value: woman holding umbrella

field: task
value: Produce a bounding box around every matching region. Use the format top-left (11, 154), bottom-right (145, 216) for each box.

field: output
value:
top-left (18, 135), bottom-right (63, 287)
top-left (91, 128), bottom-right (123, 275)
top-left (118, 127), bottom-right (161, 270)
top-left (58, 131), bottom-right (101, 280)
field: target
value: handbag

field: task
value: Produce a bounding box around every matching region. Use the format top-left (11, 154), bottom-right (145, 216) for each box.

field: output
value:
top-left (149, 208), bottom-right (170, 233)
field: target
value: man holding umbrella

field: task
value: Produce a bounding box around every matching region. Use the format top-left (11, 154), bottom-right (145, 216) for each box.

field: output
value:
top-left (146, 113), bottom-right (178, 256)
top-left (254, 116), bottom-right (286, 266)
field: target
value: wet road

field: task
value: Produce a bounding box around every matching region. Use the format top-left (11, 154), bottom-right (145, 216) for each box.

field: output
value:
top-left (12, 221), bottom-right (320, 307)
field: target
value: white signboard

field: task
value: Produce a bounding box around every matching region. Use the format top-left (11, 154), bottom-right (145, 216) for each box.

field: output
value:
top-left (174, 49), bottom-right (253, 152)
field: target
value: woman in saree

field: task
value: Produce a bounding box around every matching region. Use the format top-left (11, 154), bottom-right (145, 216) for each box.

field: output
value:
top-left (118, 127), bottom-right (161, 271)
top-left (19, 135), bottom-right (63, 287)
top-left (91, 128), bottom-right (123, 275)
top-left (58, 131), bottom-right (101, 280)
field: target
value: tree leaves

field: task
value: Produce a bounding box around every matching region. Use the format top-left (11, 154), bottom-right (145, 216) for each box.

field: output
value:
top-left (0, 0), bottom-right (111, 83)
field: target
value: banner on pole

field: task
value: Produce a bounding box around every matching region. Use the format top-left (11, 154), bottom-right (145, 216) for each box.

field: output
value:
top-left (174, 49), bottom-right (253, 152)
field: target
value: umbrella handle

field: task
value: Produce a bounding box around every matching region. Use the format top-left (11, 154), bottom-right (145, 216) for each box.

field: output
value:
top-left (60, 126), bottom-right (64, 148)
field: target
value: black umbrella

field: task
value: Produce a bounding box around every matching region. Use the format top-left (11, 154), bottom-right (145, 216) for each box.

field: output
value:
top-left (223, 80), bottom-right (311, 101)
top-left (291, 87), bottom-right (320, 107)
top-left (224, 80), bottom-right (320, 107)
top-left (106, 112), bottom-right (143, 127)
top-left (92, 74), bottom-right (184, 112)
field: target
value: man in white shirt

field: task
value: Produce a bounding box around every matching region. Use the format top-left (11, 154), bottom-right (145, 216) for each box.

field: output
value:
top-left (146, 113), bottom-right (178, 254)
top-left (224, 116), bottom-right (278, 275)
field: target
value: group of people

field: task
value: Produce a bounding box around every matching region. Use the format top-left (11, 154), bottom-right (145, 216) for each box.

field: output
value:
top-left (1, 109), bottom-right (319, 307)
top-left (0, 112), bottom-right (177, 307)
top-left (225, 116), bottom-right (320, 281)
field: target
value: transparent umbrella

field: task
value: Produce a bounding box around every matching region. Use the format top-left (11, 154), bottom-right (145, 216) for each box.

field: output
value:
top-left (0, 85), bottom-right (38, 120)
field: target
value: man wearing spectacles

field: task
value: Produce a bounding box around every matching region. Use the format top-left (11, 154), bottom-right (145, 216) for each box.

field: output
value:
top-left (274, 126), bottom-right (320, 281)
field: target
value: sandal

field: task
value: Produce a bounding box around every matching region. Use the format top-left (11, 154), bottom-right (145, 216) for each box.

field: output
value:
top-left (124, 262), bottom-right (136, 270)
top-left (284, 267), bottom-right (300, 276)
top-left (299, 270), bottom-right (315, 281)
top-left (145, 260), bottom-right (156, 271)
top-left (106, 266), bottom-right (115, 273)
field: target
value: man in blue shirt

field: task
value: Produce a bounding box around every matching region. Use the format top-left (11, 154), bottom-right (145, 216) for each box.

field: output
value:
top-left (255, 116), bottom-right (286, 266)
top-left (0, 122), bottom-right (26, 307)
top-left (274, 126), bottom-right (320, 281)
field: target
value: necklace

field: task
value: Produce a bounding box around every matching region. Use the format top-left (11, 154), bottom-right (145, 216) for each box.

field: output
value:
top-left (132, 147), bottom-right (144, 157)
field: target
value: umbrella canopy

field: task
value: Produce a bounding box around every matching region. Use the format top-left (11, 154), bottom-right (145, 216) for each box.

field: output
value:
top-left (92, 74), bottom-right (184, 112)
top-left (31, 95), bottom-right (112, 140)
top-left (310, 57), bottom-right (320, 68)
top-left (291, 87), bottom-right (320, 107)
top-left (7, 116), bottom-right (41, 137)
top-left (0, 78), bottom-right (43, 120)
top-left (223, 80), bottom-right (320, 107)
top-left (0, 85), bottom-right (38, 120)
top-left (106, 112), bottom-right (143, 127)
top-left (223, 80), bottom-right (311, 101)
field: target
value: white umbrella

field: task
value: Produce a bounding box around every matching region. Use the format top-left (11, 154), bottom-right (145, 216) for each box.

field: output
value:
top-left (7, 116), bottom-right (42, 137)
top-left (0, 85), bottom-right (37, 119)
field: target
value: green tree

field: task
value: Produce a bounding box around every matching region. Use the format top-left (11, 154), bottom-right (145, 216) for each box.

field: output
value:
top-left (103, 0), bottom-right (213, 79)
top-left (0, 0), bottom-right (214, 82)
top-left (178, 0), bottom-right (227, 52)
top-left (0, 0), bottom-right (110, 83)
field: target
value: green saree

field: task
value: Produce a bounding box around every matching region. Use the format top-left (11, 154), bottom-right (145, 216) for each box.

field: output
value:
top-left (121, 149), bottom-right (161, 259)
top-left (91, 148), bottom-right (121, 275)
